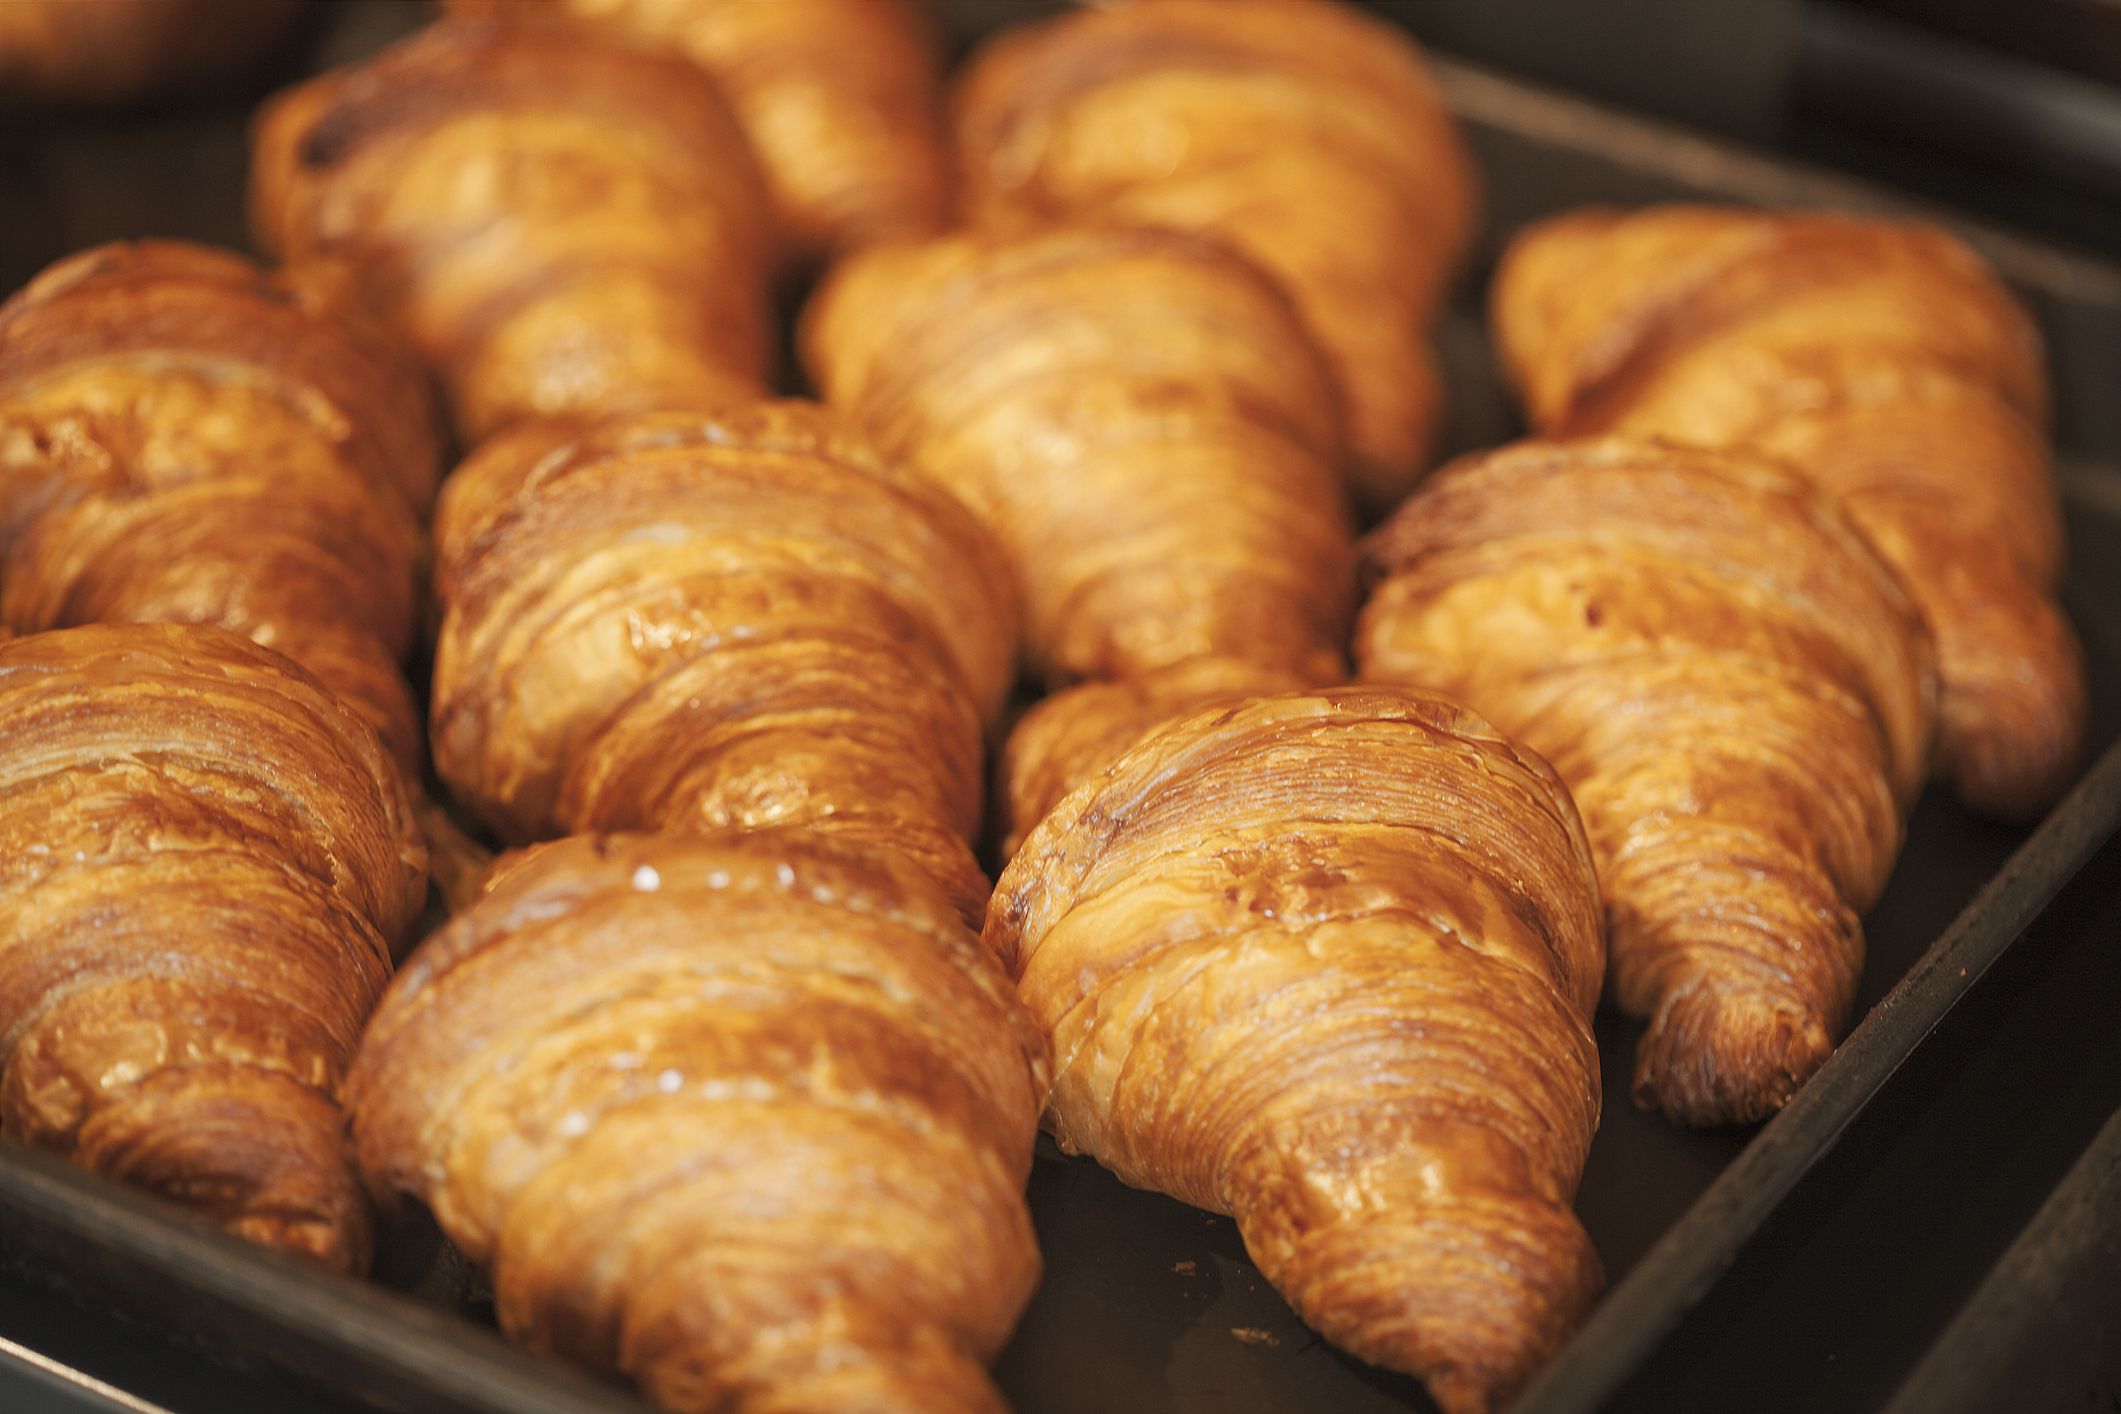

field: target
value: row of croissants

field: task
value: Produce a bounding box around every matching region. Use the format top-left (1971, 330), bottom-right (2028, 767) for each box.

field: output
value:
top-left (0, 2), bottom-right (2086, 1413)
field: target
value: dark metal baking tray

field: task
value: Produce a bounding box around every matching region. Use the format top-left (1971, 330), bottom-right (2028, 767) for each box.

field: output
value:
top-left (3, 5), bottom-right (2120, 1413)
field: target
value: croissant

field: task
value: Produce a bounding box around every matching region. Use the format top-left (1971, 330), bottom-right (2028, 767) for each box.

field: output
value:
top-left (446, 0), bottom-right (947, 265)
top-left (952, 0), bottom-right (1478, 514)
top-left (250, 18), bottom-right (774, 443)
top-left (1358, 438), bottom-right (1937, 1125)
top-left (429, 402), bottom-right (1016, 925)
top-left (0, 0), bottom-right (296, 105)
top-left (803, 224), bottom-right (1353, 688)
top-left (990, 685), bottom-right (1603, 1414)
top-left (1493, 205), bottom-right (2083, 817)
top-left (0, 240), bottom-right (440, 771)
top-left (0, 623), bottom-right (426, 1273)
top-left (350, 829), bottom-right (1046, 1414)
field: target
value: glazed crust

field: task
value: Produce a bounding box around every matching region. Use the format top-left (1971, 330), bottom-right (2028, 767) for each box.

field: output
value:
top-left (0, 240), bottom-right (441, 770)
top-left (0, 623), bottom-right (426, 1273)
top-left (350, 830), bottom-right (1047, 1414)
top-left (1359, 438), bottom-right (1937, 1125)
top-left (989, 686), bottom-right (1603, 1414)
top-left (1493, 205), bottom-right (2083, 817)
top-left (0, 0), bottom-right (297, 105)
top-left (250, 18), bottom-right (774, 442)
top-left (429, 402), bottom-right (1016, 925)
top-left (953, 0), bottom-right (1478, 512)
top-left (448, 0), bottom-right (947, 265)
top-left (802, 224), bottom-right (1354, 688)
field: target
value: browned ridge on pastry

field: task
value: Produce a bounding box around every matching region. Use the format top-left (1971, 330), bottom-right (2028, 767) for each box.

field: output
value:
top-left (429, 402), bottom-right (1016, 925)
top-left (0, 240), bottom-right (440, 770)
top-left (1359, 438), bottom-right (1937, 1125)
top-left (251, 17), bottom-right (774, 443)
top-left (1493, 204), bottom-right (2083, 818)
top-left (953, 0), bottom-right (1478, 514)
top-left (803, 224), bottom-right (1354, 688)
top-left (0, 0), bottom-right (296, 105)
top-left (0, 623), bottom-right (427, 1272)
top-left (448, 0), bottom-right (947, 265)
top-left (990, 686), bottom-right (1604, 1414)
top-left (351, 830), bottom-right (1046, 1414)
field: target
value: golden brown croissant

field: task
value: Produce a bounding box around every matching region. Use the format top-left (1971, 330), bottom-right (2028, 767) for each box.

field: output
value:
top-left (991, 685), bottom-right (1604, 1414)
top-left (0, 240), bottom-right (440, 770)
top-left (953, 0), bottom-right (1478, 513)
top-left (802, 224), bottom-right (1353, 688)
top-left (1358, 438), bottom-right (1937, 1125)
top-left (351, 829), bottom-right (1046, 1414)
top-left (0, 0), bottom-right (297, 105)
top-left (250, 18), bottom-right (774, 443)
top-left (446, 0), bottom-right (947, 265)
top-left (429, 402), bottom-right (1016, 925)
top-left (1493, 205), bottom-right (2083, 817)
top-left (0, 623), bottom-right (426, 1273)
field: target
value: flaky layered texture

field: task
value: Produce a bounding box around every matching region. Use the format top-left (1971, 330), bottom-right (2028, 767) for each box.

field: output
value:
top-left (0, 240), bottom-right (440, 769)
top-left (430, 403), bottom-right (1016, 924)
top-left (990, 687), bottom-right (1603, 1414)
top-left (352, 831), bottom-right (1046, 1414)
top-left (0, 0), bottom-right (295, 104)
top-left (803, 225), bottom-right (1353, 687)
top-left (953, 0), bottom-right (1477, 513)
top-left (251, 18), bottom-right (774, 443)
top-left (448, 0), bottom-right (946, 265)
top-left (1494, 204), bottom-right (2082, 817)
top-left (0, 624), bottom-right (426, 1272)
top-left (1359, 439), bottom-right (1937, 1125)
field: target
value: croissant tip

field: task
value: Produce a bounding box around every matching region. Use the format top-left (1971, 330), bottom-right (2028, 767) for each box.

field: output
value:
top-left (1631, 986), bottom-right (1838, 1127)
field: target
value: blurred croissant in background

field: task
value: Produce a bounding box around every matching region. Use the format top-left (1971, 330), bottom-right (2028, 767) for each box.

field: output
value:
top-left (353, 830), bottom-right (1046, 1414)
top-left (1360, 438), bottom-right (1937, 1125)
top-left (804, 224), bottom-right (1353, 688)
top-left (1494, 205), bottom-right (2083, 818)
top-left (0, 624), bottom-right (426, 1273)
top-left (429, 403), bottom-right (1016, 924)
top-left (448, 0), bottom-right (948, 265)
top-left (954, 0), bottom-right (1478, 514)
top-left (252, 18), bottom-right (774, 442)
top-left (992, 685), bottom-right (1605, 1414)
top-left (0, 0), bottom-right (298, 105)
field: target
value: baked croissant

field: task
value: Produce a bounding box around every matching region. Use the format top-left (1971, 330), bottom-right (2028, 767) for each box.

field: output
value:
top-left (990, 685), bottom-right (1604, 1414)
top-left (429, 402), bottom-right (1016, 925)
top-left (351, 830), bottom-right (1046, 1414)
top-left (1358, 438), bottom-right (1937, 1125)
top-left (802, 224), bottom-right (1354, 688)
top-left (250, 18), bottom-right (774, 443)
top-left (446, 0), bottom-right (947, 265)
top-left (0, 623), bottom-right (426, 1273)
top-left (0, 240), bottom-right (440, 771)
top-left (1493, 205), bottom-right (2083, 817)
top-left (0, 0), bottom-right (296, 105)
top-left (953, 0), bottom-right (1478, 513)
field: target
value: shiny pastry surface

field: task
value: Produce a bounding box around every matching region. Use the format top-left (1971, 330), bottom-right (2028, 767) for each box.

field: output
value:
top-left (1359, 437), bottom-right (1937, 1125)
top-left (251, 18), bottom-right (774, 442)
top-left (954, 0), bottom-right (1478, 512)
top-left (1494, 204), bottom-right (2082, 817)
top-left (351, 829), bottom-right (1047, 1414)
top-left (990, 685), bottom-right (1604, 1414)
top-left (803, 223), bottom-right (1353, 688)
top-left (0, 623), bottom-right (426, 1272)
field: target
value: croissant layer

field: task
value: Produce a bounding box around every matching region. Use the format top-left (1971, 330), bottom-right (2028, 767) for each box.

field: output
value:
top-left (1493, 205), bottom-right (2082, 816)
top-left (990, 686), bottom-right (1604, 1414)
top-left (953, 0), bottom-right (1477, 511)
top-left (804, 224), bottom-right (1353, 688)
top-left (351, 830), bottom-right (1047, 1414)
top-left (0, 623), bottom-right (426, 1271)
top-left (1360, 437), bottom-right (1936, 1124)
